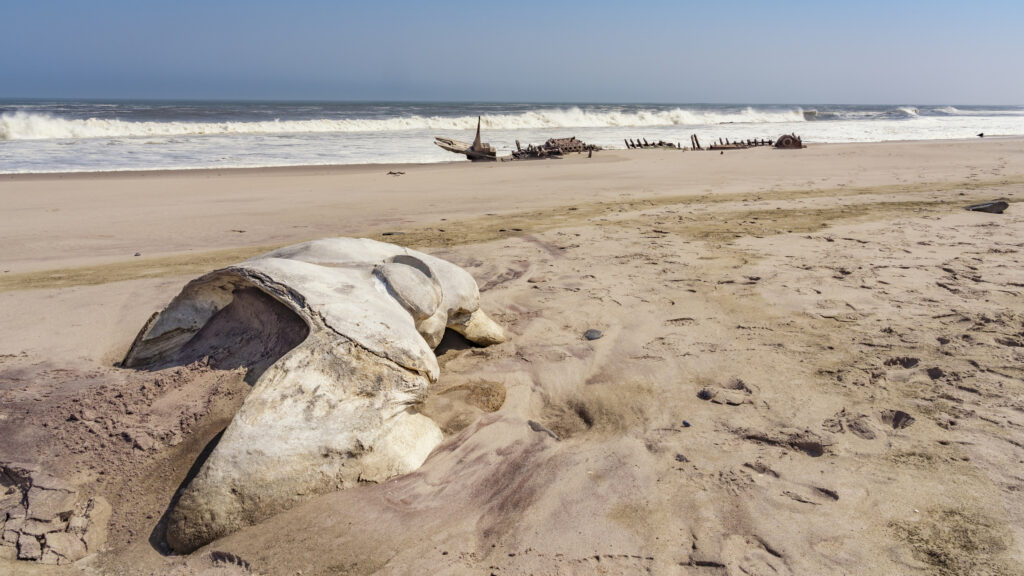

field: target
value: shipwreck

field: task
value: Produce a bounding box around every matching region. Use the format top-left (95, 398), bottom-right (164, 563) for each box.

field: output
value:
top-left (435, 117), bottom-right (599, 161)
top-left (434, 117), bottom-right (497, 161)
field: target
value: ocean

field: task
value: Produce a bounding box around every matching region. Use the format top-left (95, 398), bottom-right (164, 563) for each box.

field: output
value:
top-left (1, 101), bottom-right (1022, 174)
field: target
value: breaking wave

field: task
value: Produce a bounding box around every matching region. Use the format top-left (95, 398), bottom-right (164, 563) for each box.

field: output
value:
top-left (0, 107), bottom-right (806, 141)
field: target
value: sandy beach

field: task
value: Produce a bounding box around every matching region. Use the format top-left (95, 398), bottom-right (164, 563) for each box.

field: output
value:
top-left (2, 138), bottom-right (1023, 575)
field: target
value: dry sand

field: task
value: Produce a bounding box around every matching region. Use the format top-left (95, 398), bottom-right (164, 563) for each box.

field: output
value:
top-left (1, 139), bottom-right (1023, 575)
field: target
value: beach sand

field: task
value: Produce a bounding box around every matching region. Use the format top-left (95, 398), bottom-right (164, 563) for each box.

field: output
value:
top-left (1, 139), bottom-right (1023, 575)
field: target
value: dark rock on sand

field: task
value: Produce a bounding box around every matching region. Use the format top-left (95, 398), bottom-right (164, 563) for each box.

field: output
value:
top-left (964, 200), bottom-right (1009, 214)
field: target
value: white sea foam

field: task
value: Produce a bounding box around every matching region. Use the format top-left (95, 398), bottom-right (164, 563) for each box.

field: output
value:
top-left (0, 107), bottom-right (805, 141)
top-left (2, 102), bottom-right (1023, 173)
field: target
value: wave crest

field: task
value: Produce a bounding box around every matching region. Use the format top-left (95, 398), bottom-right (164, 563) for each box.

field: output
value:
top-left (0, 107), bottom-right (805, 141)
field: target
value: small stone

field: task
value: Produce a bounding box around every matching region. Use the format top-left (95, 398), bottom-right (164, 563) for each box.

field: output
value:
top-left (926, 367), bottom-right (945, 380)
top-left (134, 252), bottom-right (141, 257)
top-left (675, 453), bottom-right (689, 463)
top-left (584, 329), bottom-right (603, 341)
top-left (682, 420), bottom-right (691, 428)
top-left (132, 432), bottom-right (159, 451)
top-left (697, 388), bottom-right (714, 401)
top-left (18, 533), bottom-right (41, 560)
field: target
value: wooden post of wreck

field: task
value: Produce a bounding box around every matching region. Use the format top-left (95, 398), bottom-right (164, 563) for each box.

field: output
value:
top-left (516, 140), bottom-right (522, 152)
top-left (473, 116), bottom-right (483, 150)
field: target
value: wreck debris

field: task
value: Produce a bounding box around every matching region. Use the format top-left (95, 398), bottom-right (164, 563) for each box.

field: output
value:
top-left (709, 140), bottom-right (748, 151)
top-left (434, 117), bottom-right (805, 159)
top-left (710, 137), bottom-right (775, 150)
top-left (774, 133), bottom-right (805, 149)
top-left (964, 200), bottom-right (1010, 214)
top-left (690, 133), bottom-right (807, 151)
top-left (625, 138), bottom-right (681, 149)
top-left (435, 116), bottom-right (598, 161)
top-left (434, 116), bottom-right (497, 161)
top-left (510, 136), bottom-right (600, 160)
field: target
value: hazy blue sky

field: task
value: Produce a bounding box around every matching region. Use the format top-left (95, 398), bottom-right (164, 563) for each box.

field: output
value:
top-left (3, 0), bottom-right (1022, 103)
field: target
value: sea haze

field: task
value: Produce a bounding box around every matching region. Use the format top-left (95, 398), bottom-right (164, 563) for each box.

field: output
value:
top-left (1, 101), bottom-right (1022, 173)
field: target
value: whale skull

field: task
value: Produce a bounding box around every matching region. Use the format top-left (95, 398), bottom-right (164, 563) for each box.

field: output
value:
top-left (122, 238), bottom-right (505, 553)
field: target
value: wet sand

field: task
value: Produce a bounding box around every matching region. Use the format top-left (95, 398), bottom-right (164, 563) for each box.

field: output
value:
top-left (1, 139), bottom-right (1023, 575)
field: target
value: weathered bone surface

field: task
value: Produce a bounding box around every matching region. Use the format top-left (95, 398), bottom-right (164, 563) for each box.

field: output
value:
top-left (122, 238), bottom-right (505, 553)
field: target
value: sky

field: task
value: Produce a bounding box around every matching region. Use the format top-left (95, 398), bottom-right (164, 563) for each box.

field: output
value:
top-left (2, 0), bottom-right (1022, 104)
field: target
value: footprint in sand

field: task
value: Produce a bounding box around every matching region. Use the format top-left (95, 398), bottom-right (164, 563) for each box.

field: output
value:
top-left (740, 428), bottom-right (833, 457)
top-left (697, 377), bottom-right (757, 406)
top-left (721, 535), bottom-right (791, 575)
top-left (879, 409), bottom-right (915, 430)
top-left (743, 460), bottom-right (840, 507)
top-left (823, 407), bottom-right (878, 440)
